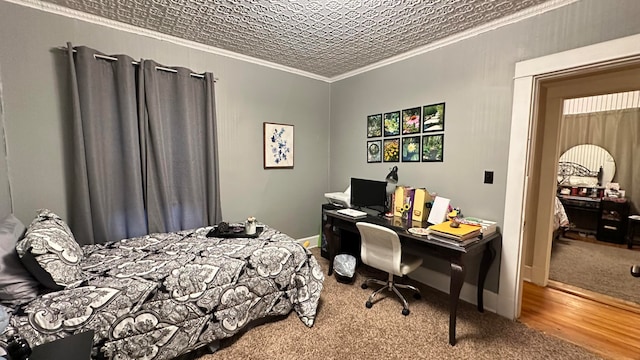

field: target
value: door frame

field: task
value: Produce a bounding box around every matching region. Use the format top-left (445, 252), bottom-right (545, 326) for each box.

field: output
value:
top-left (500, 33), bottom-right (640, 320)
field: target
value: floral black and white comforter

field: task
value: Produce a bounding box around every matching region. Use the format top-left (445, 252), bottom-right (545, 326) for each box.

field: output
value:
top-left (1, 226), bottom-right (324, 359)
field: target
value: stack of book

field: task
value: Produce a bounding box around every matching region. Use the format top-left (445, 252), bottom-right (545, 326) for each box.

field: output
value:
top-left (427, 221), bottom-right (482, 246)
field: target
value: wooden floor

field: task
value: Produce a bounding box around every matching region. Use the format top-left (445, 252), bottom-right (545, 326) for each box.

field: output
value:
top-left (519, 281), bottom-right (640, 360)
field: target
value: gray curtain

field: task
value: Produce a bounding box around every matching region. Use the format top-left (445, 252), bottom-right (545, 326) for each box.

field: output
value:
top-left (68, 45), bottom-right (221, 244)
top-left (559, 108), bottom-right (640, 213)
top-left (141, 60), bottom-right (221, 233)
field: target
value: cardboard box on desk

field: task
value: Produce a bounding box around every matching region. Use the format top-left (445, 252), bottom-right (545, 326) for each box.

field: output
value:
top-left (412, 188), bottom-right (433, 222)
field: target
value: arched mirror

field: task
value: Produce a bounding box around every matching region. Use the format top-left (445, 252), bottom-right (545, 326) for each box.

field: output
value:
top-left (557, 144), bottom-right (616, 186)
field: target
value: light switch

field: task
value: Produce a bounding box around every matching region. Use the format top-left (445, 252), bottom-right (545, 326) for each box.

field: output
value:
top-left (484, 171), bottom-right (494, 184)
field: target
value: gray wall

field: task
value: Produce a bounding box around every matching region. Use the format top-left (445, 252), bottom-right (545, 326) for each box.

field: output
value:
top-left (1, 0), bottom-right (639, 246)
top-left (330, 0), bottom-right (640, 222)
top-left (0, 1), bottom-right (330, 239)
top-left (330, 0), bottom-right (640, 286)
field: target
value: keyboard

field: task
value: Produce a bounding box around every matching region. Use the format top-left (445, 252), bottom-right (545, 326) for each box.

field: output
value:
top-left (336, 208), bottom-right (368, 218)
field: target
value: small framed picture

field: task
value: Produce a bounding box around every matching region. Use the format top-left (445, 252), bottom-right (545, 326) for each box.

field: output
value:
top-left (367, 140), bottom-right (382, 163)
top-left (402, 107), bottom-right (421, 134)
top-left (423, 102), bottom-right (445, 132)
top-left (401, 136), bottom-right (421, 162)
top-left (367, 114), bottom-right (382, 138)
top-left (383, 111), bottom-right (400, 136)
top-left (383, 138), bottom-right (400, 162)
top-left (422, 134), bottom-right (444, 162)
top-left (264, 122), bottom-right (294, 169)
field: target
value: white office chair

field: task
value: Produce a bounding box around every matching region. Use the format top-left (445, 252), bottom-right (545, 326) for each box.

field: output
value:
top-left (356, 222), bottom-right (423, 315)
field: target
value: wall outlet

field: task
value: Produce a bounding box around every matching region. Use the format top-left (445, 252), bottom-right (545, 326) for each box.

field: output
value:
top-left (484, 171), bottom-right (494, 184)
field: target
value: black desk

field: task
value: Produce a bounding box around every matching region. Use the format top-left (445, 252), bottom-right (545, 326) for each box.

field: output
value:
top-left (323, 210), bottom-right (499, 346)
top-left (557, 195), bottom-right (601, 235)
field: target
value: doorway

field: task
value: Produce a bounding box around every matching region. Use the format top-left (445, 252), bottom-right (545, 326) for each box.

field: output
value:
top-left (549, 90), bottom-right (640, 307)
top-left (523, 63), bottom-right (640, 284)
top-left (500, 33), bottom-right (640, 321)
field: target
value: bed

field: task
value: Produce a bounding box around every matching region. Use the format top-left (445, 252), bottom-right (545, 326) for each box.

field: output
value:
top-left (0, 210), bottom-right (323, 359)
top-left (553, 196), bottom-right (570, 240)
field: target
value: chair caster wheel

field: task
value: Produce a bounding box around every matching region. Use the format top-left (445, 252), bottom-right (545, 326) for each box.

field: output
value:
top-left (365, 301), bottom-right (373, 308)
top-left (413, 293), bottom-right (421, 300)
top-left (361, 283), bottom-right (368, 289)
top-left (402, 308), bottom-right (410, 316)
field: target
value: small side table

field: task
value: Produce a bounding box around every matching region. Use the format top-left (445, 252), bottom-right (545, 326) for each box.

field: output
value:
top-left (627, 216), bottom-right (640, 249)
top-left (30, 330), bottom-right (93, 360)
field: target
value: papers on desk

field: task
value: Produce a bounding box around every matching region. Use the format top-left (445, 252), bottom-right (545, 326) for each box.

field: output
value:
top-left (460, 217), bottom-right (497, 236)
top-left (336, 208), bottom-right (367, 218)
top-left (428, 232), bottom-right (481, 247)
top-left (427, 196), bottom-right (450, 225)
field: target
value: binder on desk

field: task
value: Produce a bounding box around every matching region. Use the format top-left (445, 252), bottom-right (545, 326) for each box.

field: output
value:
top-left (394, 186), bottom-right (415, 218)
top-left (412, 188), bottom-right (433, 222)
top-left (428, 221), bottom-right (481, 240)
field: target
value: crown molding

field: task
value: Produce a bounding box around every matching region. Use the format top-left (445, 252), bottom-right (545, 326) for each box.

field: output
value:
top-left (4, 0), bottom-right (577, 83)
top-left (3, 0), bottom-right (332, 83)
top-left (329, 0), bottom-right (579, 82)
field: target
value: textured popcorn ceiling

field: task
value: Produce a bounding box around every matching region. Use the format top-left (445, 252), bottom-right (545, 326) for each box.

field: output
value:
top-left (42, 0), bottom-right (553, 78)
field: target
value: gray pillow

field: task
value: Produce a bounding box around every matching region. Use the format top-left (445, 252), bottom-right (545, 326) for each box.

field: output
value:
top-left (0, 214), bottom-right (40, 306)
top-left (15, 209), bottom-right (85, 289)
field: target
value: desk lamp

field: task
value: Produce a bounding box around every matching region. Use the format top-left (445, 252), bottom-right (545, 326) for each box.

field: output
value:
top-left (385, 166), bottom-right (398, 216)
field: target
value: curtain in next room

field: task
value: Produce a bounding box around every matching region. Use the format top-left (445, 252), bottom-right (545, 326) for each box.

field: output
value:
top-left (559, 108), bottom-right (640, 214)
top-left (67, 44), bottom-right (222, 245)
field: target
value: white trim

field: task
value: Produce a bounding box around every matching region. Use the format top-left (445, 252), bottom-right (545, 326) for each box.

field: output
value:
top-left (3, 0), bottom-right (331, 83)
top-left (515, 33), bottom-right (640, 78)
top-left (4, 0), bottom-right (577, 83)
top-left (410, 266), bottom-right (498, 314)
top-left (522, 265), bottom-right (533, 283)
top-left (0, 63), bottom-right (13, 214)
top-left (296, 235), bottom-right (318, 249)
top-left (504, 33), bottom-right (640, 320)
top-left (500, 76), bottom-right (533, 320)
top-left (330, 0), bottom-right (579, 82)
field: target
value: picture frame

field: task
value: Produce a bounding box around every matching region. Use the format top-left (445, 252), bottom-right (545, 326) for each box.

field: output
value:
top-left (367, 140), bottom-right (382, 163)
top-left (263, 122), bottom-right (294, 169)
top-left (422, 134), bottom-right (444, 162)
top-left (401, 107), bottom-right (421, 135)
top-left (383, 111), bottom-right (400, 136)
top-left (382, 138), bottom-right (400, 162)
top-left (423, 102), bottom-right (445, 132)
top-left (401, 136), bottom-right (421, 162)
top-left (366, 114), bottom-right (382, 138)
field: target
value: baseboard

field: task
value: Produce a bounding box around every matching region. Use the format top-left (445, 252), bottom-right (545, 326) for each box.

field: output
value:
top-left (409, 266), bottom-right (498, 314)
top-left (297, 235), bottom-right (319, 249)
top-left (522, 265), bottom-right (532, 282)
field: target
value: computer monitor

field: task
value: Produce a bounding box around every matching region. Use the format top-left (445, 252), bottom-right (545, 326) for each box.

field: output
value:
top-left (350, 178), bottom-right (387, 214)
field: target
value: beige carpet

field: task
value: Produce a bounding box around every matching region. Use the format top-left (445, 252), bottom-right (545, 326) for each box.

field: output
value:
top-left (194, 248), bottom-right (601, 360)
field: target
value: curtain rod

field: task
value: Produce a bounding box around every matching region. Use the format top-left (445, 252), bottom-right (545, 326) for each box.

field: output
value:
top-left (58, 47), bottom-right (217, 81)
